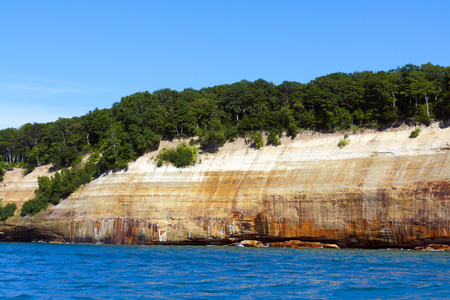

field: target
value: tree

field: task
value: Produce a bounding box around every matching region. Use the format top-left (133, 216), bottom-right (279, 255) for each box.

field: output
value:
top-left (421, 63), bottom-right (446, 119)
top-left (0, 155), bottom-right (5, 182)
top-left (97, 123), bottom-right (130, 173)
top-left (219, 80), bottom-right (250, 125)
top-left (410, 70), bottom-right (434, 118)
top-left (249, 131), bottom-right (263, 148)
top-left (300, 110), bottom-right (316, 129)
top-left (0, 203), bottom-right (17, 220)
top-left (363, 71), bottom-right (398, 124)
top-left (190, 97), bottom-right (215, 130)
top-left (267, 131), bottom-right (281, 146)
top-left (398, 64), bottom-right (421, 119)
top-left (0, 128), bottom-right (19, 165)
top-left (197, 119), bottom-right (226, 152)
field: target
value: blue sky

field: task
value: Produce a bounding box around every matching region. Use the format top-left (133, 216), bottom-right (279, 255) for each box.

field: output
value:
top-left (1, 1), bottom-right (449, 129)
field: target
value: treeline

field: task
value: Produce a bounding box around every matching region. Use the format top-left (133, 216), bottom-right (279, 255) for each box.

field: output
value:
top-left (0, 63), bottom-right (449, 216)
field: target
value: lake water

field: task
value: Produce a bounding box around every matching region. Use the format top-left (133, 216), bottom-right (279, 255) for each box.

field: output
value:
top-left (0, 242), bottom-right (448, 299)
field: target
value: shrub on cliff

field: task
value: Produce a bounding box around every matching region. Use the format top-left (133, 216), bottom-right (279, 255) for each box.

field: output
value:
top-left (338, 136), bottom-right (350, 148)
top-left (410, 128), bottom-right (421, 138)
top-left (249, 131), bottom-right (263, 148)
top-left (0, 203), bottom-right (17, 220)
top-left (157, 142), bottom-right (198, 168)
top-left (267, 131), bottom-right (281, 146)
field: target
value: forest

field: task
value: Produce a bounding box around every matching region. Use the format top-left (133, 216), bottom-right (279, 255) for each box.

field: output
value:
top-left (1, 63), bottom-right (449, 216)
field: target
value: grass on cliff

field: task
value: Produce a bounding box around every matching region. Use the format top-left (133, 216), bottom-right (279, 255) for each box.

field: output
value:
top-left (157, 142), bottom-right (198, 168)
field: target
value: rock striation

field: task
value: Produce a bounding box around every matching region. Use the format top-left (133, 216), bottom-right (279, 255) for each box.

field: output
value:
top-left (1, 124), bottom-right (449, 248)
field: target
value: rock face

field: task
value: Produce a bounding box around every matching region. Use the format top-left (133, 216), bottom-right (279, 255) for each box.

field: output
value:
top-left (1, 124), bottom-right (449, 248)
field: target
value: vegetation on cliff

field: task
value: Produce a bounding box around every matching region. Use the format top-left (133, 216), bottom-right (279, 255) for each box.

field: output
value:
top-left (0, 203), bottom-right (16, 220)
top-left (20, 157), bottom-right (98, 216)
top-left (338, 136), bottom-right (351, 148)
top-left (266, 131), bottom-right (282, 146)
top-left (0, 63), bottom-right (448, 216)
top-left (409, 128), bottom-right (421, 138)
top-left (157, 142), bottom-right (198, 168)
top-left (249, 131), bottom-right (264, 148)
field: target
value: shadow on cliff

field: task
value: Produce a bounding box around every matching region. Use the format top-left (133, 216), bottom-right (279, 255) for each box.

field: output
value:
top-left (439, 120), bottom-right (450, 129)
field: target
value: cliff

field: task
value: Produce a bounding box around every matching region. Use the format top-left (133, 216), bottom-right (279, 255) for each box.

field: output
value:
top-left (1, 123), bottom-right (449, 248)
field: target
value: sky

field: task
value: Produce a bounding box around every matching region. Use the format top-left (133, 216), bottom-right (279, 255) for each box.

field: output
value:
top-left (1, 0), bottom-right (450, 129)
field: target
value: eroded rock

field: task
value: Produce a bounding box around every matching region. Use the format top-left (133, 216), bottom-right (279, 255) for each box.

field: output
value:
top-left (414, 244), bottom-right (450, 251)
top-left (237, 240), bottom-right (266, 247)
top-left (268, 240), bottom-right (340, 249)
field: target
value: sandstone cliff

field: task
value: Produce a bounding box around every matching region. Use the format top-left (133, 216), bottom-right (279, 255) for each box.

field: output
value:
top-left (1, 124), bottom-right (449, 248)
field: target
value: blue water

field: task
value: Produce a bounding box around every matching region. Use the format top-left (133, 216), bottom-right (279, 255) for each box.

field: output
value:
top-left (0, 243), bottom-right (448, 299)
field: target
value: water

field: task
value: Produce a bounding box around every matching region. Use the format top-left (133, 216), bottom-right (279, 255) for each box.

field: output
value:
top-left (0, 243), bottom-right (448, 299)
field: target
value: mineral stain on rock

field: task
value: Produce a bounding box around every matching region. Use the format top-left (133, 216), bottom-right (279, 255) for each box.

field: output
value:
top-left (1, 124), bottom-right (449, 248)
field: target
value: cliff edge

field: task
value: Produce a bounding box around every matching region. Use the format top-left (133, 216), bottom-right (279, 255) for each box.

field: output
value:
top-left (1, 124), bottom-right (449, 248)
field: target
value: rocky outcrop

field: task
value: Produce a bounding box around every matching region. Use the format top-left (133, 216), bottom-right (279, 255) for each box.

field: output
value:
top-left (237, 240), bottom-right (266, 247)
top-left (414, 244), bottom-right (450, 251)
top-left (268, 240), bottom-right (340, 249)
top-left (1, 123), bottom-right (449, 248)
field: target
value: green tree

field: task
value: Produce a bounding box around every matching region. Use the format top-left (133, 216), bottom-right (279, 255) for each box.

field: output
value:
top-left (300, 110), bottom-right (316, 129)
top-left (0, 203), bottom-right (17, 220)
top-left (0, 155), bottom-right (5, 182)
top-left (219, 80), bottom-right (250, 126)
top-left (97, 123), bottom-right (131, 173)
top-left (0, 128), bottom-right (19, 166)
top-left (197, 119), bottom-right (226, 152)
top-left (249, 131), bottom-right (263, 148)
top-left (267, 131), bottom-right (281, 146)
top-left (410, 70), bottom-right (434, 118)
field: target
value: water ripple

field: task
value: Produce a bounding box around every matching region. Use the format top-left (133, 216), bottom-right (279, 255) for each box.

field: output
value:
top-left (0, 243), bottom-right (448, 299)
